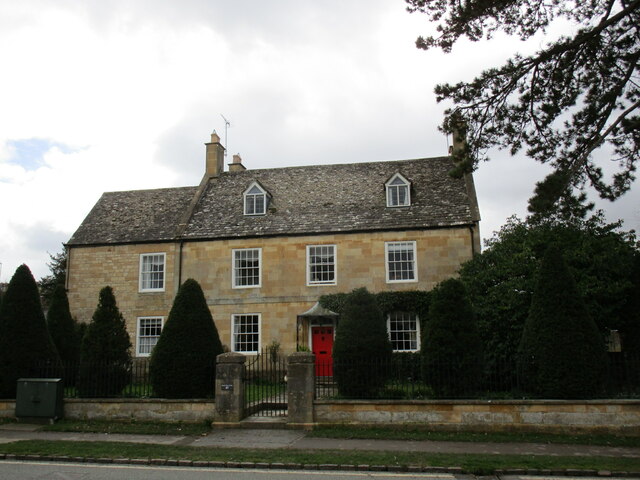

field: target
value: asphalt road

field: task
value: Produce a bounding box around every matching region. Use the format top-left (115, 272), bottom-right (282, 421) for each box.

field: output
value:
top-left (0, 461), bottom-right (467, 480)
top-left (2, 462), bottom-right (640, 480)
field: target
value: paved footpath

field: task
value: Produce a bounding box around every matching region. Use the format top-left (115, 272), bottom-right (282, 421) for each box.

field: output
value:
top-left (1, 423), bottom-right (639, 459)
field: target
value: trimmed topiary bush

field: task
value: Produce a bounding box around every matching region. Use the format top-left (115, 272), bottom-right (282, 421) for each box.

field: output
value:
top-left (517, 246), bottom-right (608, 398)
top-left (421, 278), bottom-right (482, 397)
top-left (150, 279), bottom-right (223, 398)
top-left (77, 286), bottom-right (132, 397)
top-left (47, 284), bottom-right (81, 388)
top-left (47, 285), bottom-right (81, 365)
top-left (332, 287), bottom-right (393, 398)
top-left (0, 264), bottom-right (60, 398)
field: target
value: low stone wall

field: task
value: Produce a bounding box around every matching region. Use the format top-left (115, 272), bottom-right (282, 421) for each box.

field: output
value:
top-left (64, 399), bottom-right (215, 423)
top-left (1, 398), bottom-right (215, 423)
top-left (0, 400), bottom-right (16, 418)
top-left (314, 399), bottom-right (640, 434)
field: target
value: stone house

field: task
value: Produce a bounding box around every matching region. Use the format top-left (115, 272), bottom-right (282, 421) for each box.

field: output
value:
top-left (66, 133), bottom-right (480, 366)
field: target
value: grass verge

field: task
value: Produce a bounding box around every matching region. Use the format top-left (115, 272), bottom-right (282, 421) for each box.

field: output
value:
top-left (39, 420), bottom-right (640, 448)
top-left (309, 425), bottom-right (640, 448)
top-left (1, 440), bottom-right (639, 475)
top-left (42, 420), bottom-right (211, 436)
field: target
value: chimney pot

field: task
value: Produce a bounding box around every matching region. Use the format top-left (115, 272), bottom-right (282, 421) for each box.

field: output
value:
top-left (228, 153), bottom-right (246, 173)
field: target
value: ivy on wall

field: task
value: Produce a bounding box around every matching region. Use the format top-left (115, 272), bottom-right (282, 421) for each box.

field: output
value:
top-left (319, 290), bottom-right (431, 320)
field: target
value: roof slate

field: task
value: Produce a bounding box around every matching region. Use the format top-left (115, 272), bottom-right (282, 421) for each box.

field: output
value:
top-left (67, 187), bottom-right (198, 245)
top-left (68, 157), bottom-right (478, 246)
top-left (184, 157), bottom-right (475, 240)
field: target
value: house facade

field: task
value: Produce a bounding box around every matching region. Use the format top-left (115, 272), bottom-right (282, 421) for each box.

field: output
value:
top-left (66, 133), bottom-right (481, 362)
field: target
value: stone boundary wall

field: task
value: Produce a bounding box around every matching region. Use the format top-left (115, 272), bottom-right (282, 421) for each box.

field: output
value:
top-left (314, 399), bottom-right (640, 434)
top-left (1, 399), bottom-right (213, 423)
top-left (63, 399), bottom-right (215, 422)
top-left (0, 401), bottom-right (15, 418)
top-left (0, 398), bottom-right (214, 423)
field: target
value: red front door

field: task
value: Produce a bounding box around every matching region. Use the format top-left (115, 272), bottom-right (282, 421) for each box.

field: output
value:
top-left (312, 326), bottom-right (334, 376)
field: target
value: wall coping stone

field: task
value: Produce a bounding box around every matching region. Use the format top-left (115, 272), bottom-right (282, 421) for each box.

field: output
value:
top-left (288, 352), bottom-right (315, 364)
top-left (217, 353), bottom-right (247, 364)
top-left (64, 398), bottom-right (214, 404)
top-left (314, 399), bottom-right (640, 406)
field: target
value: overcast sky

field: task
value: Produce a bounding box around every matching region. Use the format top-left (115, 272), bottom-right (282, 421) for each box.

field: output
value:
top-left (1, 0), bottom-right (638, 283)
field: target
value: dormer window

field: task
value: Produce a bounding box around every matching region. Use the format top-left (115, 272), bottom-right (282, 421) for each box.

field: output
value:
top-left (386, 173), bottom-right (411, 207)
top-left (244, 182), bottom-right (268, 215)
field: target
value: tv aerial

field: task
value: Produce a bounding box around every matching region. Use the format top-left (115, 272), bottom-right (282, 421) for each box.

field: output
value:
top-left (220, 114), bottom-right (231, 157)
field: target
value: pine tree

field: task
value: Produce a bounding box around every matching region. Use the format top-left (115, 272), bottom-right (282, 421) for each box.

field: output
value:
top-left (517, 246), bottom-right (608, 398)
top-left (38, 249), bottom-right (67, 310)
top-left (422, 278), bottom-right (482, 397)
top-left (0, 264), bottom-right (60, 398)
top-left (408, 0), bottom-right (639, 214)
top-left (150, 279), bottom-right (223, 398)
top-left (332, 287), bottom-right (393, 398)
top-left (77, 286), bottom-right (132, 397)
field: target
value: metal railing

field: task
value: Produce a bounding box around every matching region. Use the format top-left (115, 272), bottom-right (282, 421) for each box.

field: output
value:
top-left (30, 359), bottom-right (213, 399)
top-left (315, 353), bottom-right (640, 400)
top-left (243, 349), bottom-right (287, 417)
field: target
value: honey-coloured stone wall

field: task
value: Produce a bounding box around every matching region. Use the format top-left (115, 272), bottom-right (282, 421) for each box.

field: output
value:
top-left (67, 226), bottom-right (475, 356)
top-left (66, 242), bottom-right (179, 352)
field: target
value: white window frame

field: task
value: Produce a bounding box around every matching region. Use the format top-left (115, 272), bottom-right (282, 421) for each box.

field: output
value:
top-left (385, 241), bottom-right (418, 283)
top-left (138, 253), bottom-right (166, 292)
top-left (385, 173), bottom-right (411, 207)
top-left (306, 244), bottom-right (337, 286)
top-left (243, 182), bottom-right (268, 215)
top-left (387, 312), bottom-right (420, 352)
top-left (232, 248), bottom-right (262, 289)
top-left (136, 316), bottom-right (164, 357)
top-left (231, 313), bottom-right (261, 354)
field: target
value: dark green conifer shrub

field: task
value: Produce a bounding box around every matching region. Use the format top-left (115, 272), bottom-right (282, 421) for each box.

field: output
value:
top-left (47, 285), bottom-right (81, 364)
top-left (421, 278), bottom-right (482, 397)
top-left (77, 286), bottom-right (132, 397)
top-left (47, 285), bottom-right (81, 387)
top-left (517, 246), bottom-right (608, 398)
top-left (0, 264), bottom-right (60, 398)
top-left (150, 279), bottom-right (223, 398)
top-left (332, 287), bottom-right (392, 398)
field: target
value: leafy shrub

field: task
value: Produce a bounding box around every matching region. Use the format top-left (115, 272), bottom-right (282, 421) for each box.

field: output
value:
top-left (422, 278), bottom-right (482, 397)
top-left (0, 265), bottom-right (60, 398)
top-left (458, 215), bottom-right (638, 384)
top-left (517, 246), bottom-right (608, 398)
top-left (150, 279), bottom-right (223, 398)
top-left (77, 286), bottom-right (132, 397)
top-left (332, 287), bottom-right (392, 398)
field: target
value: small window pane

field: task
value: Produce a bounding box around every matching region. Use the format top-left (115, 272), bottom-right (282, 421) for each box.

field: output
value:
top-left (140, 254), bottom-right (165, 291)
top-left (138, 317), bottom-right (163, 356)
top-left (233, 314), bottom-right (260, 353)
top-left (386, 242), bottom-right (416, 282)
top-left (308, 245), bottom-right (336, 285)
top-left (244, 184), bottom-right (267, 215)
top-left (388, 312), bottom-right (419, 352)
top-left (386, 175), bottom-right (410, 207)
top-left (233, 249), bottom-right (261, 287)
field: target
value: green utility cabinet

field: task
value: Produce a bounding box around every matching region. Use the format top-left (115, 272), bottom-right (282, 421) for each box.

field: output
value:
top-left (15, 378), bottom-right (64, 420)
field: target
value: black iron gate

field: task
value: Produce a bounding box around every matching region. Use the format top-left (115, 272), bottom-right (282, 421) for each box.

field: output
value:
top-left (243, 348), bottom-right (287, 417)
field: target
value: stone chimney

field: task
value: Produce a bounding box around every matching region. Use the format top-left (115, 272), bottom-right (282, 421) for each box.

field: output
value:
top-left (228, 153), bottom-right (246, 173)
top-left (205, 131), bottom-right (225, 177)
top-left (450, 122), bottom-right (467, 158)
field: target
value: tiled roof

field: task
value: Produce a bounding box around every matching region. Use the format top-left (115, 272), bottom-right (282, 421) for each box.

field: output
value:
top-left (184, 157), bottom-right (476, 239)
top-left (68, 157), bottom-right (479, 246)
top-left (67, 187), bottom-right (198, 245)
